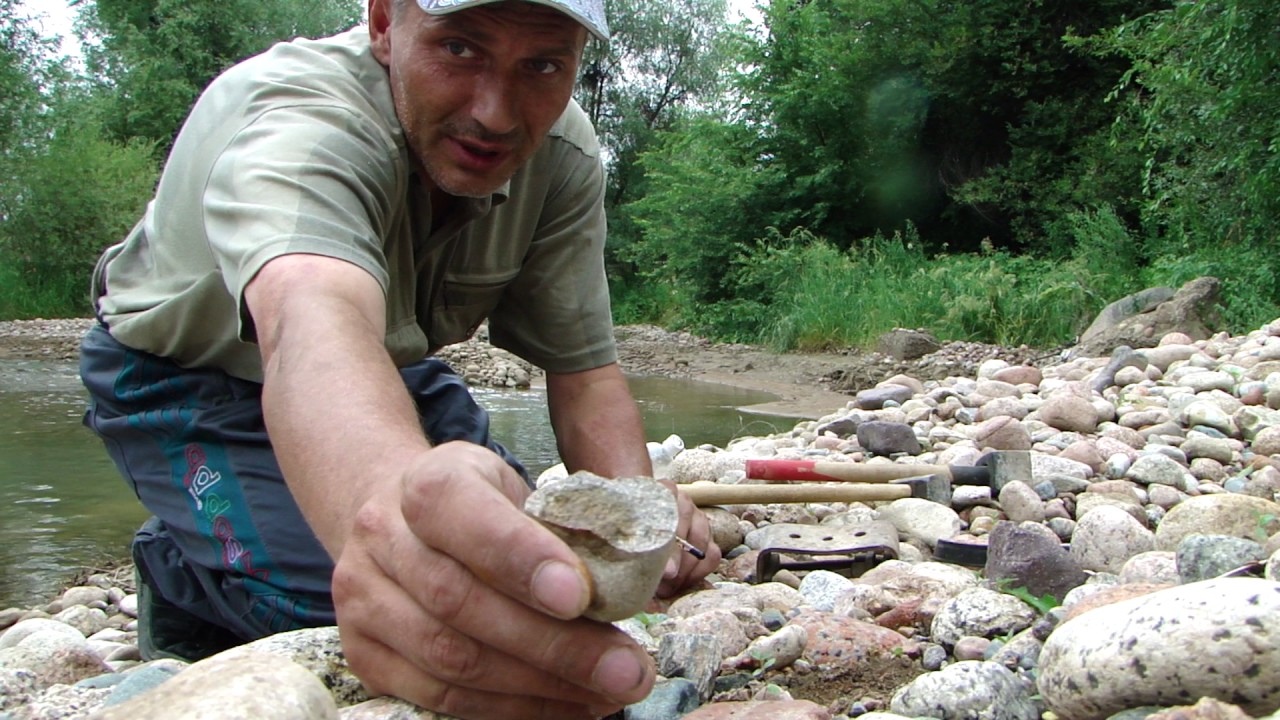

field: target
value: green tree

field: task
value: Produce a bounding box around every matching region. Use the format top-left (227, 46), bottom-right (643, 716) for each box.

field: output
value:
top-left (740, 0), bottom-right (1165, 250)
top-left (1086, 0), bottom-right (1280, 327)
top-left (0, 0), bottom-right (63, 169)
top-left (576, 0), bottom-right (733, 211)
top-left (0, 119), bottom-right (157, 316)
top-left (77, 0), bottom-right (363, 152)
top-left (573, 0), bottom-right (738, 321)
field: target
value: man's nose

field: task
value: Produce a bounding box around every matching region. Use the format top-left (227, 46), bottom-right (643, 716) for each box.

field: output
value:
top-left (470, 73), bottom-right (519, 137)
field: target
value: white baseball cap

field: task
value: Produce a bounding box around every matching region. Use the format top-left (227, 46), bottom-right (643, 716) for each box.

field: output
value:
top-left (417, 0), bottom-right (609, 42)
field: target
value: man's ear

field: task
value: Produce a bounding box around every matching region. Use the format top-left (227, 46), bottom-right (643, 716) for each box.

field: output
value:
top-left (368, 0), bottom-right (393, 66)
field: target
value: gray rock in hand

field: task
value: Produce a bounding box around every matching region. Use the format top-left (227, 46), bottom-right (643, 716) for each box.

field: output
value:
top-left (525, 472), bottom-right (678, 622)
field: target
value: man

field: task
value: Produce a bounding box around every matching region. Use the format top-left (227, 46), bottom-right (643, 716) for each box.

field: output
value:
top-left (78, 0), bottom-right (720, 717)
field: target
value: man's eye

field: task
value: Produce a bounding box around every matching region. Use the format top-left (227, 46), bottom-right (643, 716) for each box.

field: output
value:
top-left (529, 60), bottom-right (560, 75)
top-left (444, 41), bottom-right (474, 58)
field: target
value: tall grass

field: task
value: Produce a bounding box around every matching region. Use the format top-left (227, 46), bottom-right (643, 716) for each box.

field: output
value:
top-left (700, 208), bottom-right (1166, 351)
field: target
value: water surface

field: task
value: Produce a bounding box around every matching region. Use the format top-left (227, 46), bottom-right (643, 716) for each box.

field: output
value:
top-left (0, 360), bottom-right (794, 608)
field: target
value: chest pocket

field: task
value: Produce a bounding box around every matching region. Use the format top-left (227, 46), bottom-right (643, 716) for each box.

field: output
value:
top-left (427, 270), bottom-right (520, 351)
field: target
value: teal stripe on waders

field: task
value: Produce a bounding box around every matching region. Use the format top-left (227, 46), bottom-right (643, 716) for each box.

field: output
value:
top-left (112, 348), bottom-right (310, 632)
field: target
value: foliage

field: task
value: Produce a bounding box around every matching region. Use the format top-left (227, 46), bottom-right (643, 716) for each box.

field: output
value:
top-left (996, 579), bottom-right (1061, 615)
top-left (1081, 0), bottom-right (1280, 329)
top-left (716, 218), bottom-right (1144, 351)
top-left (0, 0), bottom-right (64, 162)
top-left (623, 116), bottom-right (778, 312)
top-left (576, 0), bottom-right (739, 319)
top-left (0, 118), bottom-right (157, 316)
top-left (735, 0), bottom-right (1166, 251)
top-left (77, 0), bottom-right (364, 153)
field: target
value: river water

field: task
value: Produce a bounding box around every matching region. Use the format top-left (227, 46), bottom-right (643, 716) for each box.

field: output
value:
top-left (0, 360), bottom-right (796, 609)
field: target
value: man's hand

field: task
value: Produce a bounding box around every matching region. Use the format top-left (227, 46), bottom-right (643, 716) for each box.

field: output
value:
top-left (657, 482), bottom-right (721, 597)
top-left (332, 441), bottom-right (656, 719)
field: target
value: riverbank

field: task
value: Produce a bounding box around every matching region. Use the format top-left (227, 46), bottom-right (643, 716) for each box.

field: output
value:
top-left (0, 318), bottom-right (1051, 419)
top-left (3, 316), bottom-right (1280, 718)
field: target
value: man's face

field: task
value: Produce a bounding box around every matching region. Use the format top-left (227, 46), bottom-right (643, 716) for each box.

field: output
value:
top-left (370, 1), bottom-right (587, 198)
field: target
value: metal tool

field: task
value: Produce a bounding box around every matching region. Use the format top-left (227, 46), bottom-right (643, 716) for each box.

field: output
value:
top-left (744, 450), bottom-right (1032, 494)
top-left (752, 521), bottom-right (899, 583)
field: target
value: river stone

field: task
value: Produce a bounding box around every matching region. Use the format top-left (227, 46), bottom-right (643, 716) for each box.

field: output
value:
top-left (657, 633), bottom-right (721, 701)
top-left (1031, 454), bottom-right (1093, 481)
top-left (1154, 494), bottom-right (1280, 551)
top-left (676, 610), bottom-right (751, 658)
top-left (1184, 400), bottom-right (1239, 436)
top-left (1037, 578), bottom-right (1280, 719)
top-left (53, 605), bottom-right (110, 637)
top-left (1180, 435), bottom-right (1236, 464)
top-left (1039, 395), bottom-right (1098, 433)
top-left (856, 385), bottom-right (914, 410)
top-left (1176, 534), bottom-right (1268, 583)
top-left (668, 448), bottom-right (735, 484)
top-left (340, 696), bottom-right (441, 719)
top-left (0, 629), bottom-right (110, 691)
top-left (1180, 370), bottom-right (1236, 393)
top-left (0, 618), bottom-right (84, 650)
top-left (856, 420), bottom-right (922, 456)
top-left (993, 365), bottom-right (1042, 386)
top-left (929, 587), bottom-right (1038, 648)
top-left (235, 626), bottom-right (366, 706)
top-left (1119, 551), bottom-right (1180, 585)
top-left (985, 522), bottom-right (1085, 602)
top-left (890, 660), bottom-right (1039, 720)
top-left (797, 570), bottom-right (857, 612)
top-left (525, 472), bottom-right (678, 622)
top-left (1138, 344), bottom-right (1199, 372)
top-left (876, 328), bottom-right (941, 361)
top-left (725, 624), bottom-right (807, 673)
top-left (1074, 490), bottom-right (1146, 525)
top-left (60, 586), bottom-right (109, 608)
top-left (704, 507), bottom-right (745, 554)
top-left (876, 498), bottom-right (962, 548)
top-left (96, 650), bottom-right (337, 720)
top-left (684, 700), bottom-right (832, 719)
top-left (1254, 425), bottom-right (1280, 457)
top-left (791, 611), bottom-right (917, 671)
top-left (1125, 453), bottom-right (1192, 490)
top-left (625, 677), bottom-right (701, 720)
top-left (997, 481), bottom-right (1045, 523)
top-left (1069, 505), bottom-right (1156, 573)
top-left (975, 416), bottom-right (1032, 450)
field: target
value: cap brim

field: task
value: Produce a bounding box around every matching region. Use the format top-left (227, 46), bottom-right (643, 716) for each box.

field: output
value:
top-left (417, 0), bottom-right (609, 42)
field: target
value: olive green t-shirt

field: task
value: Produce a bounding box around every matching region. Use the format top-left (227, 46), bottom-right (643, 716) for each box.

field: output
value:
top-left (94, 28), bottom-right (617, 383)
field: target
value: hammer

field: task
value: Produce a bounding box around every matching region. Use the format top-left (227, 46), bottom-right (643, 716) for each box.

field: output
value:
top-left (743, 450), bottom-right (1032, 494)
top-left (682, 473), bottom-right (953, 507)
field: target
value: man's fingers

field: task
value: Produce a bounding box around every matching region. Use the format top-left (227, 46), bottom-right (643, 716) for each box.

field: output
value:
top-left (370, 511), bottom-right (653, 703)
top-left (658, 484), bottom-right (722, 596)
top-left (399, 442), bottom-right (591, 619)
top-left (340, 629), bottom-right (613, 720)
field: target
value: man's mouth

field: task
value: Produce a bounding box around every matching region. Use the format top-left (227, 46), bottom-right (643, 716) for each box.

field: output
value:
top-left (452, 137), bottom-right (511, 168)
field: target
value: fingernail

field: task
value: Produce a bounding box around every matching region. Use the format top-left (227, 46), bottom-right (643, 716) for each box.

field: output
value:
top-left (593, 646), bottom-right (647, 698)
top-left (532, 560), bottom-right (588, 619)
top-left (663, 557), bottom-right (678, 578)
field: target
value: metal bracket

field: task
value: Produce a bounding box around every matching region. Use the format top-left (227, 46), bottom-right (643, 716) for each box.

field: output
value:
top-left (754, 521), bottom-right (899, 584)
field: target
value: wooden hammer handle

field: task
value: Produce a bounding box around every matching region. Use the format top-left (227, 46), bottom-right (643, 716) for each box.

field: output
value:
top-left (745, 459), bottom-right (950, 483)
top-left (681, 483), bottom-right (912, 507)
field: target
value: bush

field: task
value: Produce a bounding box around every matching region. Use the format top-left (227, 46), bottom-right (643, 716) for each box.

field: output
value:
top-left (0, 125), bottom-right (157, 317)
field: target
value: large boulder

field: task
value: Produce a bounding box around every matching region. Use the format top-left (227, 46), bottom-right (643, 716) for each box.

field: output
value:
top-left (1076, 277), bottom-right (1223, 357)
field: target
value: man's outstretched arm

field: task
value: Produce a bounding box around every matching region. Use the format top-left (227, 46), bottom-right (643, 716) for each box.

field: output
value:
top-left (245, 254), bottom-right (655, 720)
